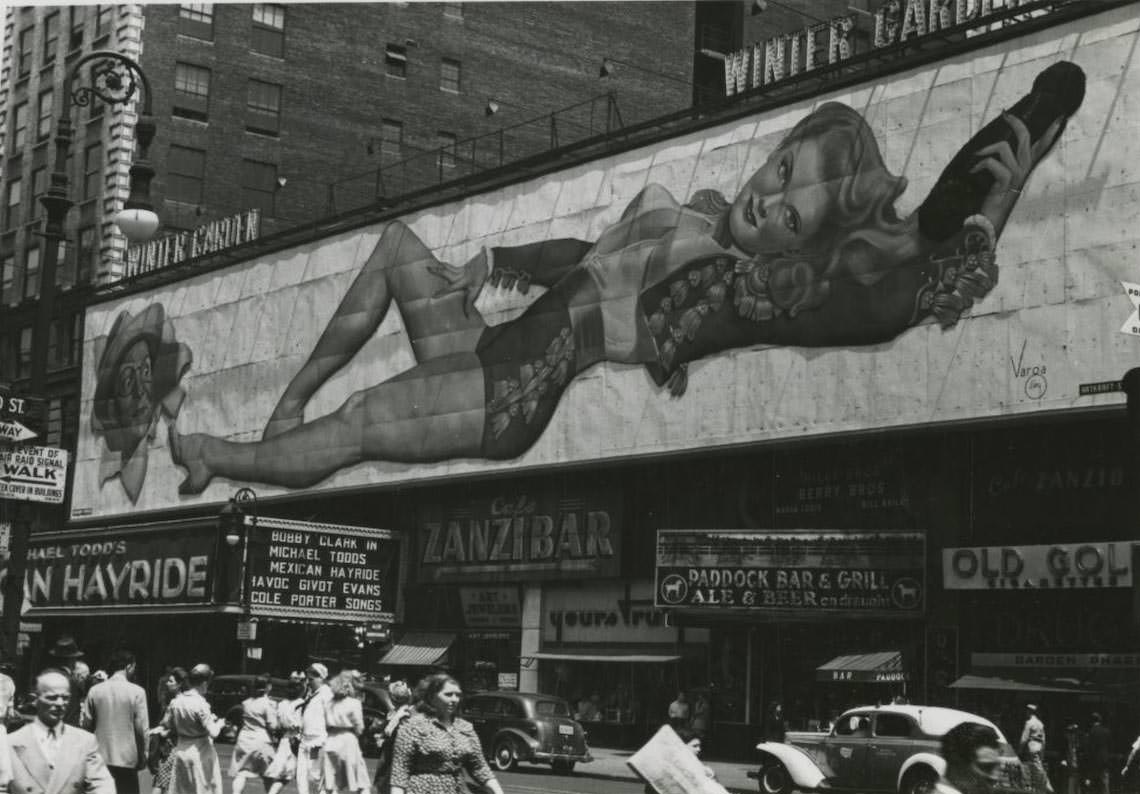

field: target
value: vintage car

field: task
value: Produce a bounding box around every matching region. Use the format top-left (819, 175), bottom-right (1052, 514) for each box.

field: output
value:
top-left (754, 705), bottom-right (1029, 794)
top-left (206, 674), bottom-right (293, 743)
top-left (462, 691), bottom-right (592, 774)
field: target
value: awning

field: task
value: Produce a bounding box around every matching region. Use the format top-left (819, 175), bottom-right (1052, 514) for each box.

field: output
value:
top-left (817, 651), bottom-right (908, 683)
top-left (527, 650), bottom-right (681, 663)
top-left (948, 674), bottom-right (1100, 694)
top-left (376, 632), bottom-right (455, 667)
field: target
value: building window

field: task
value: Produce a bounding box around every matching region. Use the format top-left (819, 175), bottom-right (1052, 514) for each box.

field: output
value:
top-left (77, 225), bottom-right (96, 285)
top-left (385, 44), bottom-right (407, 79)
top-left (95, 4), bottom-right (113, 38)
top-left (43, 12), bottom-right (59, 65)
top-left (69, 6), bottom-right (84, 50)
top-left (18, 27), bottom-right (33, 77)
top-left (380, 119), bottom-right (403, 157)
top-left (5, 179), bottom-right (20, 228)
top-left (241, 159), bottom-right (277, 216)
top-left (443, 2), bottom-right (463, 18)
top-left (31, 167), bottom-right (46, 220)
top-left (168, 144), bottom-right (206, 204)
top-left (37, 89), bottom-right (54, 140)
top-left (173, 62), bottom-right (211, 122)
top-left (178, 4), bottom-right (214, 40)
top-left (1, 254), bottom-right (14, 305)
top-left (440, 58), bottom-right (461, 93)
top-left (437, 131), bottom-right (457, 169)
top-left (246, 79), bottom-right (281, 135)
top-left (251, 4), bottom-right (285, 58)
top-left (11, 103), bottom-right (28, 151)
top-left (18, 327), bottom-right (33, 379)
top-left (47, 314), bottom-right (78, 371)
top-left (84, 143), bottom-right (103, 199)
top-left (23, 247), bottom-right (40, 301)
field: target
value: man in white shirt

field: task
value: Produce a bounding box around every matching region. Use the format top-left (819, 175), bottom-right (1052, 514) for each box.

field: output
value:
top-left (8, 670), bottom-right (114, 794)
top-left (297, 663), bottom-right (332, 794)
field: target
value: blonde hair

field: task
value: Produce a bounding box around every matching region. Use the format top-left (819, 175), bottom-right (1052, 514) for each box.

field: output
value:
top-left (329, 670), bottom-right (359, 699)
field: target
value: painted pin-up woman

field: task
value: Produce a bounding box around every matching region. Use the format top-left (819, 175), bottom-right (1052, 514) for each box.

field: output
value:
top-left (170, 62), bottom-right (1085, 494)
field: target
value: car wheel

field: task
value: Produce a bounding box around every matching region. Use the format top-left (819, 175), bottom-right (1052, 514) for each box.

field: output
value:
top-left (759, 761), bottom-right (793, 794)
top-left (492, 737), bottom-right (519, 771)
top-left (552, 760), bottom-right (576, 775)
top-left (902, 766), bottom-right (939, 794)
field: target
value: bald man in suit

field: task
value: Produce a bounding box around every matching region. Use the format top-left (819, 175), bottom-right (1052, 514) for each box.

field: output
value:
top-left (8, 670), bottom-right (114, 794)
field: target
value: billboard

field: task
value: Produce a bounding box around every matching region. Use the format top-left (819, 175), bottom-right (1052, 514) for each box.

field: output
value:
top-left (73, 7), bottom-right (1140, 520)
top-left (654, 529), bottom-right (926, 617)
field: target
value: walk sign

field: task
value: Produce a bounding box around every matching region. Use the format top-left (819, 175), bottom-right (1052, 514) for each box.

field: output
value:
top-left (0, 445), bottom-right (68, 504)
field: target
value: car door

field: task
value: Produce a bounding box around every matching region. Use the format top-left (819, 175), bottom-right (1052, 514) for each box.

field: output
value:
top-left (868, 712), bottom-right (917, 791)
top-left (824, 711), bottom-right (872, 788)
top-left (463, 696), bottom-right (492, 749)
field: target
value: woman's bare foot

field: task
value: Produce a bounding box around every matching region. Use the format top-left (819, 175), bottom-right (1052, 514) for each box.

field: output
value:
top-left (168, 426), bottom-right (215, 495)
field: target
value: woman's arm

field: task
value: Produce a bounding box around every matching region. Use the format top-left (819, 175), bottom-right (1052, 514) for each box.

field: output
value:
top-left (388, 718), bottom-right (416, 793)
top-left (460, 721), bottom-right (499, 791)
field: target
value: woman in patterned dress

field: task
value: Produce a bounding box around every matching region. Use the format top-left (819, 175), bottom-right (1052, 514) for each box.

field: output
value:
top-left (149, 667), bottom-right (187, 794)
top-left (320, 671), bottom-right (371, 794)
top-left (158, 664), bottom-right (227, 794)
top-left (230, 675), bottom-right (280, 794)
top-left (389, 674), bottom-right (505, 794)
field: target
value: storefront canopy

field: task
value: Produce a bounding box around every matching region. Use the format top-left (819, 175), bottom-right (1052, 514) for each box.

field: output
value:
top-left (948, 674), bottom-right (1100, 694)
top-left (376, 632), bottom-right (455, 667)
top-left (817, 651), bottom-right (908, 683)
top-left (528, 650), bottom-right (681, 663)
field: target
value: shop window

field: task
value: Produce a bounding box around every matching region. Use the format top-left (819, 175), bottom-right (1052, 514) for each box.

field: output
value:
top-left (178, 4), bottom-right (214, 40)
top-left (440, 58), bottom-right (460, 93)
top-left (167, 144), bottom-right (205, 204)
top-left (246, 79), bottom-right (281, 135)
top-left (69, 6), bottom-right (84, 51)
top-left (43, 12), bottom-right (59, 65)
top-left (11, 103), bottom-right (28, 151)
top-left (241, 159), bottom-right (277, 216)
top-left (17, 28), bottom-right (33, 77)
top-left (173, 62), bottom-right (211, 122)
top-left (37, 89), bottom-right (54, 140)
top-left (95, 5), bottom-right (113, 38)
top-left (251, 4), bottom-right (285, 58)
top-left (17, 327), bottom-right (32, 379)
top-left (874, 713), bottom-right (912, 738)
top-left (22, 246), bottom-right (40, 301)
top-left (385, 44), bottom-right (407, 79)
top-left (380, 119), bottom-right (402, 157)
top-left (84, 143), bottom-right (103, 199)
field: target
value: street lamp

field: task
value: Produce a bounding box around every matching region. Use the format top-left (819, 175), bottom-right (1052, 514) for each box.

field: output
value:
top-left (218, 487), bottom-right (258, 599)
top-left (1, 50), bottom-right (159, 660)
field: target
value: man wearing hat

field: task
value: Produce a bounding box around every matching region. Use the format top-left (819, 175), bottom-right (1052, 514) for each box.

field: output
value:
top-left (47, 636), bottom-right (87, 727)
top-left (296, 663), bottom-right (332, 794)
top-left (1021, 704), bottom-right (1053, 794)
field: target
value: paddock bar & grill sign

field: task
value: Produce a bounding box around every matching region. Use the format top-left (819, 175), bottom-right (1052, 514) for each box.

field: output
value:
top-left (654, 530), bottom-right (925, 616)
top-left (245, 516), bottom-right (398, 623)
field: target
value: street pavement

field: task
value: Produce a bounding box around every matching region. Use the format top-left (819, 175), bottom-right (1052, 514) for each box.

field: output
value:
top-left (160, 742), bottom-right (760, 794)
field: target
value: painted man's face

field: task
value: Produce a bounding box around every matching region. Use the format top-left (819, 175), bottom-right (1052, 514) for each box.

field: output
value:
top-left (729, 136), bottom-right (835, 256)
top-left (115, 339), bottom-right (154, 427)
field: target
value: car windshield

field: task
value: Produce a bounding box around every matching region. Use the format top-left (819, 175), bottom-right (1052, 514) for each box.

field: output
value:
top-left (534, 699), bottom-right (570, 717)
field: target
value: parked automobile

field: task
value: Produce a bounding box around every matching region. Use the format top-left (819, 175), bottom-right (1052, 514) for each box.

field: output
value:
top-left (462, 691), bottom-right (592, 774)
top-left (206, 674), bottom-right (292, 743)
top-left (753, 705), bottom-right (1033, 794)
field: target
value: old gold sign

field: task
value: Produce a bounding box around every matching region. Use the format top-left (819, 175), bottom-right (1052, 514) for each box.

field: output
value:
top-left (943, 541), bottom-right (1133, 590)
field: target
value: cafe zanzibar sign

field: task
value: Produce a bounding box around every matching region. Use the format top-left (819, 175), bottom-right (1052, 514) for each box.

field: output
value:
top-left (418, 488), bottom-right (622, 583)
top-left (655, 529), bottom-right (925, 616)
top-left (246, 516), bottom-right (398, 623)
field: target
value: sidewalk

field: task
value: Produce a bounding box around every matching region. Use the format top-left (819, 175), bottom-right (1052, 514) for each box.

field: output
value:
top-left (583, 745), bottom-right (758, 793)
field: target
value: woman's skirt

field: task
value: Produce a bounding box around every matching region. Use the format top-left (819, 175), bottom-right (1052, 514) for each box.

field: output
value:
top-left (321, 730), bottom-right (371, 792)
top-left (168, 737), bottom-right (223, 794)
top-left (264, 736), bottom-right (298, 782)
top-left (230, 727), bottom-right (276, 778)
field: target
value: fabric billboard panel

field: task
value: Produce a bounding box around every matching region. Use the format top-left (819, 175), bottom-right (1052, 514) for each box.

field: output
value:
top-left (71, 7), bottom-right (1140, 520)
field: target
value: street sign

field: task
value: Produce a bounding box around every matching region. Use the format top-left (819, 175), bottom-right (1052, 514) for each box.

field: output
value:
top-left (236, 620), bottom-right (258, 641)
top-left (0, 445), bottom-right (69, 504)
top-left (1079, 380), bottom-right (1124, 396)
top-left (0, 420), bottom-right (36, 443)
top-left (365, 622), bottom-right (391, 642)
top-left (245, 646), bottom-right (263, 659)
top-left (0, 385), bottom-right (45, 440)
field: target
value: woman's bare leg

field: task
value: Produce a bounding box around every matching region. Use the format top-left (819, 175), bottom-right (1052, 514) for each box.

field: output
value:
top-left (262, 221), bottom-right (486, 439)
top-left (172, 353), bottom-right (486, 493)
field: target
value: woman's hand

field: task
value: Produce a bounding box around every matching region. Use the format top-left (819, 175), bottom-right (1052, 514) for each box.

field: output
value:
top-left (428, 248), bottom-right (489, 318)
top-left (665, 364), bottom-right (689, 398)
top-left (972, 112), bottom-right (1063, 233)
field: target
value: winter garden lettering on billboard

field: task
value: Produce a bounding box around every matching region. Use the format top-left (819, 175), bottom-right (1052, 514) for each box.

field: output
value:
top-left (68, 9), bottom-right (1140, 521)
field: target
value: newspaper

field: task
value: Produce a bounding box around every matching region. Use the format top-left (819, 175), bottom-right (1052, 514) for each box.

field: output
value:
top-left (627, 725), bottom-right (731, 794)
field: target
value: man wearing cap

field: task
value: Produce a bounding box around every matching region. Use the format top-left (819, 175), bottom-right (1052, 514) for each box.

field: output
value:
top-left (81, 649), bottom-right (149, 794)
top-left (8, 669), bottom-right (114, 794)
top-left (47, 636), bottom-right (87, 727)
top-left (297, 663), bottom-right (332, 794)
